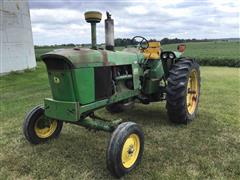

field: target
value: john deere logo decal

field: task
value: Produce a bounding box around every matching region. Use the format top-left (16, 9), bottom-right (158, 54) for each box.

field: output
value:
top-left (53, 76), bottom-right (60, 84)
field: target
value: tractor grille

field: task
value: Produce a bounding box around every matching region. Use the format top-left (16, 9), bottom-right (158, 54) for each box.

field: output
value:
top-left (94, 67), bottom-right (113, 100)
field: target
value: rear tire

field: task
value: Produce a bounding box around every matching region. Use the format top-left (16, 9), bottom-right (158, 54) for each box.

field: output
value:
top-left (166, 58), bottom-right (201, 124)
top-left (23, 106), bottom-right (63, 144)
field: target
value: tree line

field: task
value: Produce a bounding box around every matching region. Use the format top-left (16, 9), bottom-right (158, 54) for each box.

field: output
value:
top-left (35, 38), bottom-right (227, 48)
top-left (114, 38), bottom-right (211, 46)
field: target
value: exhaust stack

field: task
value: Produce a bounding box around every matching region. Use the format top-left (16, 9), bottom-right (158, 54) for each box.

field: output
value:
top-left (84, 11), bottom-right (102, 49)
top-left (105, 12), bottom-right (115, 51)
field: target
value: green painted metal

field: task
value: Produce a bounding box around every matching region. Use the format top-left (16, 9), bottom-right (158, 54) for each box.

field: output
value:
top-left (76, 117), bottom-right (122, 132)
top-left (149, 60), bottom-right (165, 78)
top-left (91, 23), bottom-right (97, 49)
top-left (79, 89), bottom-right (139, 114)
top-left (44, 98), bottom-right (79, 122)
top-left (42, 46), bottom-right (182, 123)
top-left (72, 68), bottom-right (95, 104)
top-left (47, 71), bottom-right (76, 101)
top-left (143, 79), bottom-right (159, 94)
top-left (44, 89), bottom-right (139, 122)
top-left (41, 48), bottom-right (144, 68)
top-left (42, 48), bottom-right (143, 108)
top-left (142, 60), bottom-right (165, 94)
top-left (41, 42), bottom-right (182, 129)
top-left (132, 63), bottom-right (141, 90)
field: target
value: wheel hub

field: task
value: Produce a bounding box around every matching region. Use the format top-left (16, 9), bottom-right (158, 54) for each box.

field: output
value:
top-left (187, 69), bottom-right (199, 114)
top-left (34, 117), bottom-right (58, 138)
top-left (121, 134), bottom-right (140, 168)
top-left (127, 145), bottom-right (135, 156)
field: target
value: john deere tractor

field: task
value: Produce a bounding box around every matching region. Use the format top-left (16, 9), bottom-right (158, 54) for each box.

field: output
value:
top-left (23, 11), bottom-right (200, 177)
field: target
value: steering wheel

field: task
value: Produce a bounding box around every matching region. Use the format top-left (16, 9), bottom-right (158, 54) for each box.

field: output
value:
top-left (132, 36), bottom-right (149, 50)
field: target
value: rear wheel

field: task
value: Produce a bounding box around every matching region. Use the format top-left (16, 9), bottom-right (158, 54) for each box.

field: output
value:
top-left (23, 106), bottom-right (63, 144)
top-left (166, 58), bottom-right (200, 124)
top-left (107, 122), bottom-right (144, 178)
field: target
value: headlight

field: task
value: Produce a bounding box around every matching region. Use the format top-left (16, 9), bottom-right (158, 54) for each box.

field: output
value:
top-left (162, 53), bottom-right (168, 59)
top-left (161, 51), bottom-right (176, 60)
top-left (168, 53), bottom-right (175, 59)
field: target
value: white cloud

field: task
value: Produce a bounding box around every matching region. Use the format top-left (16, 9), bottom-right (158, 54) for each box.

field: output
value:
top-left (144, 0), bottom-right (185, 7)
top-left (30, 9), bottom-right (83, 23)
top-left (32, 25), bottom-right (45, 33)
top-left (220, 17), bottom-right (240, 28)
top-left (208, 0), bottom-right (240, 13)
top-left (29, 1), bottom-right (239, 45)
top-left (115, 27), bottom-right (134, 33)
top-left (161, 7), bottom-right (192, 18)
top-left (125, 5), bottom-right (149, 15)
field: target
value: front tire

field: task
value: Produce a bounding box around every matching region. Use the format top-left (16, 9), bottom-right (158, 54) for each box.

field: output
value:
top-left (166, 58), bottom-right (201, 124)
top-left (23, 106), bottom-right (63, 144)
top-left (107, 122), bottom-right (144, 178)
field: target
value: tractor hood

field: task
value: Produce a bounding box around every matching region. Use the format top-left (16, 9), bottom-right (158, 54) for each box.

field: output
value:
top-left (41, 48), bottom-right (144, 68)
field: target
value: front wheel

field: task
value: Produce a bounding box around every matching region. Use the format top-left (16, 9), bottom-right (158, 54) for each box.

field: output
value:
top-left (166, 58), bottom-right (201, 124)
top-left (23, 106), bottom-right (63, 144)
top-left (106, 122), bottom-right (144, 178)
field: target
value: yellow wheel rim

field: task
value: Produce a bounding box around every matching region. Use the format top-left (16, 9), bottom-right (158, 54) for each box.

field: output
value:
top-left (34, 117), bottom-right (58, 138)
top-left (187, 69), bottom-right (199, 114)
top-left (121, 134), bottom-right (140, 169)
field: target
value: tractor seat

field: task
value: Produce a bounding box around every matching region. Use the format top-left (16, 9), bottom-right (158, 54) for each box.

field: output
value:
top-left (143, 41), bottom-right (161, 60)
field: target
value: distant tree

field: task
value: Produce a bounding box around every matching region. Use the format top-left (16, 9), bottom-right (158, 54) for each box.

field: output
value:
top-left (34, 38), bottom-right (215, 48)
top-left (114, 38), bottom-right (138, 46)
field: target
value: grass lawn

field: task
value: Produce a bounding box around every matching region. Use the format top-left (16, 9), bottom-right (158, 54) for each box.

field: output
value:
top-left (0, 62), bottom-right (240, 179)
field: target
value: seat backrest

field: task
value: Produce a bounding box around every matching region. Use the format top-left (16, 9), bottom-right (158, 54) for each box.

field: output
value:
top-left (143, 41), bottom-right (161, 60)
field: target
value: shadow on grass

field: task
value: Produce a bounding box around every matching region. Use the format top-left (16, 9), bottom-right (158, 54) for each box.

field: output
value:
top-left (99, 103), bottom-right (172, 127)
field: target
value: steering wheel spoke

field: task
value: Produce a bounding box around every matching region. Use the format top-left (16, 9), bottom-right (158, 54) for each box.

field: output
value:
top-left (132, 36), bottom-right (149, 50)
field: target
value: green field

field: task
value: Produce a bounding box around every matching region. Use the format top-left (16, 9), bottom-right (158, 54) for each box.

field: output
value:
top-left (163, 41), bottom-right (240, 67)
top-left (0, 62), bottom-right (240, 179)
top-left (163, 41), bottom-right (240, 60)
top-left (35, 41), bottom-right (240, 67)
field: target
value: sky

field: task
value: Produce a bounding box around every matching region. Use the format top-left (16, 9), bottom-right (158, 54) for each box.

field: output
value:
top-left (28, 0), bottom-right (240, 45)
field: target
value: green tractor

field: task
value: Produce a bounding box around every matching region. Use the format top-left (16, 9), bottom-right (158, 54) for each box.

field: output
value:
top-left (23, 11), bottom-right (201, 177)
